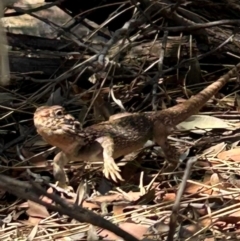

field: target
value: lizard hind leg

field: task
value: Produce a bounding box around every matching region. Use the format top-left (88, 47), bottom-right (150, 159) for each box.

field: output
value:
top-left (154, 137), bottom-right (182, 175)
top-left (152, 123), bottom-right (181, 166)
top-left (158, 140), bottom-right (182, 165)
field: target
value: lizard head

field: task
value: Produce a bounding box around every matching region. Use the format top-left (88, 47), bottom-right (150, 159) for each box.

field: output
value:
top-left (34, 105), bottom-right (86, 153)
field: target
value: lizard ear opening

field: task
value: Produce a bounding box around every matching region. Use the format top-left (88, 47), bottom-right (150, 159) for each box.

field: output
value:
top-left (74, 121), bottom-right (82, 130)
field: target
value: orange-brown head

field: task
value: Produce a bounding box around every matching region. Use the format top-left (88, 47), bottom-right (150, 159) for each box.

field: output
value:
top-left (33, 106), bottom-right (86, 153)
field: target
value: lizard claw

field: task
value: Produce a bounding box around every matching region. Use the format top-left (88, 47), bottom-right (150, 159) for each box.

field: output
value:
top-left (103, 157), bottom-right (124, 182)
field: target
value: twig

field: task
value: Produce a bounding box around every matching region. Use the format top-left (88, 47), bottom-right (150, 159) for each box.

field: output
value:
top-left (152, 28), bottom-right (168, 111)
top-left (166, 157), bottom-right (197, 241)
top-left (0, 174), bottom-right (139, 241)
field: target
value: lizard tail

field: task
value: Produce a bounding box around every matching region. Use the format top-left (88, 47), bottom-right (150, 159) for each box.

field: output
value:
top-left (153, 62), bottom-right (240, 126)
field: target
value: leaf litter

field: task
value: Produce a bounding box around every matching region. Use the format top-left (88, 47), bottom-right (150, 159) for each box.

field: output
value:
top-left (1, 1), bottom-right (240, 241)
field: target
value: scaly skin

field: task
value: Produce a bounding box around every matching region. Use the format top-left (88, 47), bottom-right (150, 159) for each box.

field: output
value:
top-left (34, 63), bottom-right (240, 188)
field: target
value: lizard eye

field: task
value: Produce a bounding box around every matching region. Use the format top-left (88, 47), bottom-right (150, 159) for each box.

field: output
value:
top-left (55, 109), bottom-right (64, 117)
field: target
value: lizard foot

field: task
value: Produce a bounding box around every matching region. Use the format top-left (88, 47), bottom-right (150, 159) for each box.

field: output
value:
top-left (103, 157), bottom-right (124, 182)
top-left (54, 182), bottom-right (74, 193)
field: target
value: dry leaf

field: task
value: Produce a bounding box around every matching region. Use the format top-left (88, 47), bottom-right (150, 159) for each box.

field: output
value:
top-left (202, 142), bottom-right (226, 157)
top-left (26, 200), bottom-right (50, 219)
top-left (99, 222), bottom-right (149, 240)
top-left (46, 87), bottom-right (65, 106)
top-left (217, 148), bottom-right (240, 162)
top-left (177, 115), bottom-right (232, 132)
top-left (210, 173), bottom-right (221, 186)
top-left (21, 148), bottom-right (49, 168)
top-left (184, 58), bottom-right (205, 86)
top-left (27, 224), bottom-right (39, 241)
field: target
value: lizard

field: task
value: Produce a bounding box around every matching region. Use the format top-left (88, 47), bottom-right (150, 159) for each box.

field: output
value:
top-left (33, 63), bottom-right (240, 188)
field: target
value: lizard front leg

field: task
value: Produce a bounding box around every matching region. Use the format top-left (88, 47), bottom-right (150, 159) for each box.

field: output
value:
top-left (53, 151), bottom-right (71, 189)
top-left (95, 136), bottom-right (123, 182)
